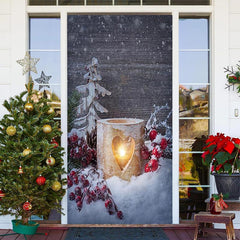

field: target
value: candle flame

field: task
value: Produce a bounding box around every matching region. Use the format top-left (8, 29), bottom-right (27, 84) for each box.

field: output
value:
top-left (119, 146), bottom-right (126, 157)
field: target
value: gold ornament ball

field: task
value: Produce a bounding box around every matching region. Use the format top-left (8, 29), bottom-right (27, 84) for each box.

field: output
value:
top-left (52, 181), bottom-right (61, 191)
top-left (46, 156), bottom-right (55, 166)
top-left (24, 102), bottom-right (34, 112)
top-left (23, 148), bottom-right (31, 156)
top-left (47, 107), bottom-right (55, 115)
top-left (43, 124), bottom-right (52, 133)
top-left (6, 126), bottom-right (16, 136)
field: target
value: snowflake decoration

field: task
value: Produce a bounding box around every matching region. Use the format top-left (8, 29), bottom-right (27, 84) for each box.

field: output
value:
top-left (34, 71), bottom-right (52, 90)
top-left (16, 52), bottom-right (40, 75)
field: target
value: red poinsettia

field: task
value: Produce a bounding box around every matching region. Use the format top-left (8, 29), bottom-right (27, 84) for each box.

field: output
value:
top-left (202, 133), bottom-right (240, 174)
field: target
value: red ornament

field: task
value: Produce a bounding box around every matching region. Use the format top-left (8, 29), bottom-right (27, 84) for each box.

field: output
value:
top-left (36, 176), bottom-right (46, 185)
top-left (152, 146), bottom-right (162, 159)
top-left (23, 201), bottom-right (32, 211)
top-left (149, 129), bottom-right (158, 141)
top-left (51, 138), bottom-right (59, 148)
top-left (18, 166), bottom-right (23, 174)
top-left (140, 145), bottom-right (150, 160)
top-left (145, 159), bottom-right (159, 172)
top-left (0, 189), bottom-right (5, 199)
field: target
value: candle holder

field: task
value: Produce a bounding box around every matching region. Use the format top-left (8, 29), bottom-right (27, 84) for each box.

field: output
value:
top-left (97, 118), bottom-right (144, 181)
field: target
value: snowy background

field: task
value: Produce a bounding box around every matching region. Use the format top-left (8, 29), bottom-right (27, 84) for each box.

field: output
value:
top-left (67, 15), bottom-right (172, 224)
top-left (68, 158), bottom-right (172, 224)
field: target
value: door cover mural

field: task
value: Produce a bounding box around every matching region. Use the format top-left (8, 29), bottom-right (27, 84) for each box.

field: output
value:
top-left (67, 15), bottom-right (172, 224)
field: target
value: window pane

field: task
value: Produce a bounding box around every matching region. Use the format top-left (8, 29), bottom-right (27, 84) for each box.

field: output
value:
top-left (179, 51), bottom-right (209, 84)
top-left (29, 0), bottom-right (56, 5)
top-left (30, 18), bottom-right (60, 50)
top-left (143, 0), bottom-right (168, 5)
top-left (115, 0), bottom-right (140, 4)
top-left (59, 0), bottom-right (84, 4)
top-left (87, 0), bottom-right (112, 5)
top-left (179, 153), bottom-right (209, 186)
top-left (180, 187), bottom-right (209, 220)
top-left (179, 85), bottom-right (209, 117)
top-left (172, 0), bottom-right (209, 5)
top-left (179, 119), bottom-right (208, 151)
top-left (30, 51), bottom-right (60, 85)
top-left (179, 19), bottom-right (208, 49)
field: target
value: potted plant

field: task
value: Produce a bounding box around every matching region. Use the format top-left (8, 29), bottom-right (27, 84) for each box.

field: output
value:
top-left (0, 79), bottom-right (66, 235)
top-left (202, 133), bottom-right (240, 199)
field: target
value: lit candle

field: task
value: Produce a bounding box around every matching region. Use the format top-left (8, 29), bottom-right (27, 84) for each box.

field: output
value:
top-left (112, 136), bottom-right (135, 170)
top-left (118, 146), bottom-right (126, 158)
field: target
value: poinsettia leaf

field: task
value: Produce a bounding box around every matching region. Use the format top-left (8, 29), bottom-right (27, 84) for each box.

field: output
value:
top-left (208, 144), bottom-right (216, 153)
top-left (212, 194), bottom-right (220, 200)
top-left (230, 150), bottom-right (238, 159)
top-left (223, 193), bottom-right (229, 199)
top-left (215, 152), bottom-right (229, 164)
top-left (235, 143), bottom-right (240, 149)
top-left (203, 154), bottom-right (212, 165)
top-left (223, 163), bottom-right (232, 173)
top-left (236, 158), bottom-right (240, 169)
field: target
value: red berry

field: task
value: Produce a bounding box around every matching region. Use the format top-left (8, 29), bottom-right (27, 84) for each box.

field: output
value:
top-left (140, 145), bottom-right (150, 160)
top-left (101, 185), bottom-right (107, 193)
top-left (95, 186), bottom-right (101, 195)
top-left (145, 159), bottom-right (159, 172)
top-left (69, 192), bottom-right (75, 201)
top-left (105, 199), bottom-right (113, 209)
top-left (75, 196), bottom-right (82, 203)
top-left (73, 176), bottom-right (79, 185)
top-left (90, 190), bottom-right (97, 201)
top-left (149, 129), bottom-right (158, 141)
top-left (77, 200), bottom-right (82, 211)
top-left (84, 187), bottom-right (90, 194)
top-left (86, 196), bottom-right (92, 204)
top-left (160, 138), bottom-right (168, 150)
top-left (108, 210), bottom-right (114, 215)
top-left (152, 146), bottom-right (162, 159)
top-left (80, 175), bottom-right (86, 182)
top-left (70, 134), bottom-right (78, 143)
top-left (68, 179), bottom-right (73, 188)
top-left (117, 211), bottom-right (123, 219)
top-left (74, 187), bottom-right (82, 196)
top-left (70, 170), bottom-right (76, 178)
top-left (83, 179), bottom-right (89, 188)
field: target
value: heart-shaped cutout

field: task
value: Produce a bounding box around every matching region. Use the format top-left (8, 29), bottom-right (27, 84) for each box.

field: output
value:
top-left (112, 136), bottom-right (135, 170)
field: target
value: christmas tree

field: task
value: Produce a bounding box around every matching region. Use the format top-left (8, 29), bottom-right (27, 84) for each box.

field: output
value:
top-left (71, 57), bottom-right (111, 137)
top-left (0, 78), bottom-right (66, 224)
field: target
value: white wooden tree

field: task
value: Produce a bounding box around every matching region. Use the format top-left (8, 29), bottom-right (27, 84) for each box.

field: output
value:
top-left (72, 57), bottom-right (111, 137)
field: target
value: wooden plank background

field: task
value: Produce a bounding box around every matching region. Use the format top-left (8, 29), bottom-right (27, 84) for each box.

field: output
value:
top-left (67, 15), bottom-right (172, 123)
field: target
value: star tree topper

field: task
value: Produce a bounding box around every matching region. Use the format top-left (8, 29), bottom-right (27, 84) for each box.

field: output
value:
top-left (34, 71), bottom-right (52, 90)
top-left (16, 52), bottom-right (40, 75)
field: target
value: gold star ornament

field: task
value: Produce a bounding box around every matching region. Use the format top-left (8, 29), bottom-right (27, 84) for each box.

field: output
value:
top-left (16, 52), bottom-right (40, 75)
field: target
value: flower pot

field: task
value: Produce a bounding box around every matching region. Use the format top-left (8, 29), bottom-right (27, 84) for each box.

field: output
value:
top-left (12, 220), bottom-right (39, 235)
top-left (214, 173), bottom-right (240, 200)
